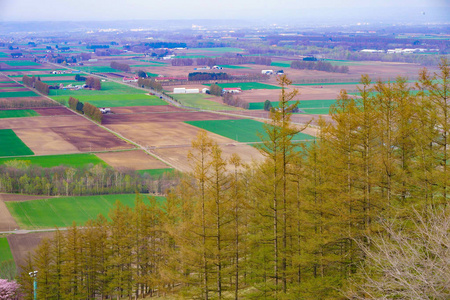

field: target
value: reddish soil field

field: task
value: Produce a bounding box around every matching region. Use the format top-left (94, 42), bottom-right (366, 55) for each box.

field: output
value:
top-left (0, 200), bottom-right (19, 231)
top-left (33, 107), bottom-right (76, 116)
top-left (0, 115), bottom-right (92, 129)
top-left (50, 125), bottom-right (132, 152)
top-left (0, 83), bottom-right (23, 88)
top-left (0, 193), bottom-right (54, 202)
top-left (0, 88), bottom-right (30, 92)
top-left (95, 150), bottom-right (169, 170)
top-left (8, 232), bottom-right (56, 271)
top-left (111, 105), bottom-right (188, 114)
top-left (102, 111), bottom-right (239, 125)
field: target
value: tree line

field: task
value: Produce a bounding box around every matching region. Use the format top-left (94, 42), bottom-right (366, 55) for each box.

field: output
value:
top-left (85, 76), bottom-right (101, 90)
top-left (110, 61), bottom-right (131, 72)
top-left (68, 96), bottom-right (103, 123)
top-left (22, 75), bottom-right (50, 95)
top-left (137, 77), bottom-right (163, 92)
top-left (172, 55), bottom-right (272, 67)
top-left (290, 60), bottom-right (349, 73)
top-left (188, 72), bottom-right (229, 81)
top-left (18, 61), bottom-right (449, 299)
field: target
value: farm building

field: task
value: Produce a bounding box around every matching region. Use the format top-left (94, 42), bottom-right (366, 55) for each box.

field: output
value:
top-left (123, 77), bottom-right (138, 82)
top-left (223, 88), bottom-right (242, 94)
top-left (173, 87), bottom-right (200, 94)
top-left (261, 70), bottom-right (274, 75)
top-left (202, 88), bottom-right (209, 93)
top-left (100, 108), bottom-right (111, 114)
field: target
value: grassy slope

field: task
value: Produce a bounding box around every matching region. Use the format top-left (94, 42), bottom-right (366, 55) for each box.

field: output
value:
top-left (6, 194), bottom-right (165, 229)
top-left (0, 238), bottom-right (14, 262)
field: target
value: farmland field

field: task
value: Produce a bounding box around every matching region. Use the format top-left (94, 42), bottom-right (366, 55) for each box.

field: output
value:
top-left (6, 194), bottom-right (165, 229)
top-left (170, 93), bottom-right (237, 110)
top-left (205, 82), bottom-right (281, 90)
top-left (0, 153), bottom-right (106, 168)
top-left (8, 73), bottom-right (75, 78)
top-left (49, 81), bottom-right (145, 96)
top-left (72, 66), bottom-right (121, 73)
top-left (0, 90), bottom-right (39, 98)
top-left (185, 118), bottom-right (314, 143)
top-left (0, 129), bottom-right (34, 157)
top-left (4, 61), bottom-right (41, 66)
top-left (191, 47), bottom-right (244, 53)
top-left (271, 61), bottom-right (292, 67)
top-left (0, 238), bottom-right (13, 262)
top-left (248, 99), bottom-right (337, 110)
top-left (219, 65), bottom-right (251, 69)
top-left (137, 168), bottom-right (176, 176)
top-left (52, 94), bottom-right (167, 107)
top-left (0, 109), bottom-right (40, 119)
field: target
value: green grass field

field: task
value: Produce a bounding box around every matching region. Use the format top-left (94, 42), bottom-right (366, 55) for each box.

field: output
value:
top-left (0, 238), bottom-right (13, 263)
top-left (297, 108), bottom-right (330, 115)
top-left (52, 94), bottom-right (166, 107)
top-left (186, 119), bottom-right (314, 143)
top-left (4, 61), bottom-right (41, 66)
top-left (73, 66), bottom-right (121, 73)
top-left (0, 153), bottom-right (106, 168)
top-left (0, 90), bottom-right (39, 98)
top-left (137, 168), bottom-right (176, 177)
top-left (0, 52), bottom-right (9, 57)
top-left (138, 60), bottom-right (168, 65)
top-left (0, 129), bottom-right (34, 157)
top-left (49, 81), bottom-right (145, 96)
top-left (8, 73), bottom-right (76, 78)
top-left (0, 86), bottom-right (27, 89)
top-left (271, 61), bottom-right (292, 68)
top-left (248, 99), bottom-right (337, 110)
top-left (219, 65), bottom-right (251, 69)
top-left (0, 109), bottom-right (40, 119)
top-left (6, 194), bottom-right (166, 229)
top-left (170, 93), bottom-right (237, 110)
top-left (191, 47), bottom-right (244, 53)
top-left (204, 82), bottom-right (281, 90)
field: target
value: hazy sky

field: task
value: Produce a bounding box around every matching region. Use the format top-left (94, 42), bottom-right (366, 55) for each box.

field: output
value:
top-left (0, 0), bottom-right (448, 24)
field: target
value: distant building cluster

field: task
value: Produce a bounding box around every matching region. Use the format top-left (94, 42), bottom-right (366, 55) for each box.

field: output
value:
top-left (361, 48), bottom-right (439, 54)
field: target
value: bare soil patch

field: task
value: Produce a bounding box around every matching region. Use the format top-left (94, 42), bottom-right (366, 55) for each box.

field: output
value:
top-left (0, 88), bottom-right (28, 92)
top-left (0, 115), bottom-right (91, 129)
top-left (51, 125), bottom-right (132, 152)
top-left (33, 107), bottom-right (76, 116)
top-left (0, 194), bottom-right (53, 202)
top-left (95, 150), bottom-right (168, 170)
top-left (8, 231), bottom-right (55, 271)
top-left (0, 200), bottom-right (19, 231)
top-left (111, 105), bottom-right (188, 114)
top-left (103, 111), bottom-right (239, 125)
top-left (0, 83), bottom-right (23, 88)
top-left (14, 128), bottom-right (80, 155)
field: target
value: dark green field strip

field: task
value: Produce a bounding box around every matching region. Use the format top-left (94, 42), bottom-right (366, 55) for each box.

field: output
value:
top-left (52, 94), bottom-right (166, 107)
top-left (248, 99), bottom-right (337, 110)
top-left (4, 61), bottom-right (41, 66)
top-left (271, 61), bottom-right (292, 68)
top-left (294, 79), bottom-right (418, 87)
top-left (0, 90), bottom-right (39, 98)
top-left (219, 65), bottom-right (251, 69)
top-left (138, 60), bottom-right (168, 65)
top-left (296, 108), bottom-right (331, 115)
top-left (0, 238), bottom-right (14, 262)
top-left (0, 52), bottom-right (9, 57)
top-left (185, 119), bottom-right (314, 143)
top-left (0, 129), bottom-right (34, 157)
top-left (72, 66), bottom-right (121, 73)
top-left (6, 194), bottom-right (166, 229)
top-left (0, 109), bottom-right (40, 119)
top-left (204, 82), bottom-right (281, 90)
top-left (137, 168), bottom-right (176, 177)
top-left (0, 86), bottom-right (27, 89)
top-left (0, 153), bottom-right (107, 168)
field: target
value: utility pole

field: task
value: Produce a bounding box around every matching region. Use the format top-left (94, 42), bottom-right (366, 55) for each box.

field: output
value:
top-left (29, 270), bottom-right (38, 300)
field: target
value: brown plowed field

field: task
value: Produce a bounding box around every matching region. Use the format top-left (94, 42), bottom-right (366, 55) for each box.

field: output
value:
top-left (50, 125), bottom-right (132, 152)
top-left (14, 128), bottom-right (81, 155)
top-left (0, 88), bottom-right (29, 92)
top-left (0, 200), bottom-right (19, 231)
top-left (95, 150), bottom-right (169, 170)
top-left (102, 111), bottom-right (239, 125)
top-left (111, 105), bottom-right (188, 114)
top-left (33, 107), bottom-right (76, 116)
top-left (0, 193), bottom-right (54, 202)
top-left (0, 115), bottom-right (92, 129)
top-left (0, 83), bottom-right (23, 88)
top-left (8, 232), bottom-right (55, 270)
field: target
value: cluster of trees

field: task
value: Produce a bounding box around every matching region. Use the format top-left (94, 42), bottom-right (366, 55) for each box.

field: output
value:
top-left (74, 74), bottom-right (87, 81)
top-left (110, 61), bottom-right (131, 72)
top-left (0, 279), bottom-right (19, 300)
top-left (208, 83), bottom-right (222, 96)
top-left (0, 99), bottom-right (57, 109)
top-left (291, 60), bottom-right (349, 73)
top-left (67, 96), bottom-right (102, 123)
top-left (188, 72), bottom-right (229, 81)
top-left (18, 61), bottom-right (450, 299)
top-left (22, 75), bottom-right (49, 95)
top-left (222, 93), bottom-right (249, 109)
top-left (84, 76), bottom-right (101, 90)
top-left (0, 163), bottom-right (179, 197)
top-left (137, 77), bottom-right (163, 92)
top-left (172, 55), bottom-right (272, 67)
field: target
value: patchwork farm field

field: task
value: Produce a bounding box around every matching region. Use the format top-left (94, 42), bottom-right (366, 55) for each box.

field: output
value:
top-left (6, 194), bottom-right (165, 229)
top-left (0, 129), bottom-right (34, 157)
top-left (53, 94), bottom-right (167, 107)
top-left (4, 61), bottom-right (41, 66)
top-left (0, 238), bottom-right (13, 263)
top-left (169, 93), bottom-right (237, 110)
top-left (185, 119), bottom-right (315, 143)
top-left (0, 153), bottom-right (106, 168)
top-left (205, 82), bottom-right (281, 90)
top-left (0, 109), bottom-right (40, 118)
top-left (0, 90), bottom-right (39, 98)
top-left (49, 81), bottom-right (145, 96)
